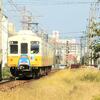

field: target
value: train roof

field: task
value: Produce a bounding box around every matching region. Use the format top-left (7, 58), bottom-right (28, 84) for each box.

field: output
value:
top-left (17, 30), bottom-right (36, 35)
top-left (8, 30), bottom-right (41, 41)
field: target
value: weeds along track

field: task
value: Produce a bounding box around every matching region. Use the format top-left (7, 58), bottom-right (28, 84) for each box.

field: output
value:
top-left (0, 78), bottom-right (30, 92)
top-left (48, 68), bottom-right (60, 76)
top-left (0, 78), bottom-right (15, 85)
top-left (0, 69), bottom-right (59, 92)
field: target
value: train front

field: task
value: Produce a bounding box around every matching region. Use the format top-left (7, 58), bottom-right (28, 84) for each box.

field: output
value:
top-left (7, 34), bottom-right (41, 77)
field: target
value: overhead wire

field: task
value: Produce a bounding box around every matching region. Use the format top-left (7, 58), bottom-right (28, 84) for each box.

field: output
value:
top-left (5, 0), bottom-right (99, 38)
top-left (8, 2), bottom-right (96, 6)
top-left (8, 0), bottom-right (19, 12)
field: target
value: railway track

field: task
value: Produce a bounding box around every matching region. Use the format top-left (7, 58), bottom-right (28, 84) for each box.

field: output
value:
top-left (0, 77), bottom-right (16, 84)
top-left (0, 69), bottom-right (59, 92)
top-left (0, 80), bottom-right (13, 84)
top-left (0, 79), bottom-right (31, 92)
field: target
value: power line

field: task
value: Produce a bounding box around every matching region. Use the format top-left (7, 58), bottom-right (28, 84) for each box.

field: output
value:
top-left (60, 31), bottom-right (85, 34)
top-left (8, 0), bottom-right (19, 12)
top-left (7, 1), bottom-right (96, 6)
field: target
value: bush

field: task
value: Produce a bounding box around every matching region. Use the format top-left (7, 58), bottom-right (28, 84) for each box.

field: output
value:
top-left (2, 67), bottom-right (11, 79)
top-left (92, 95), bottom-right (100, 100)
top-left (81, 73), bottom-right (96, 81)
top-left (80, 72), bottom-right (100, 82)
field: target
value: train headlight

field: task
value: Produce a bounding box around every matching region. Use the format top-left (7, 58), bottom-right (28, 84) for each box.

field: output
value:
top-left (20, 65), bottom-right (24, 69)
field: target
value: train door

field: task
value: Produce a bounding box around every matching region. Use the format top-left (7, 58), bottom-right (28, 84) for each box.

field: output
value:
top-left (18, 43), bottom-right (30, 70)
top-left (21, 43), bottom-right (28, 54)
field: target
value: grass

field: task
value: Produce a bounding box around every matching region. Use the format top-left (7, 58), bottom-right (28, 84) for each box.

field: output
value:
top-left (0, 52), bottom-right (11, 79)
top-left (80, 72), bottom-right (100, 82)
top-left (0, 68), bottom-right (100, 100)
top-left (92, 95), bottom-right (100, 100)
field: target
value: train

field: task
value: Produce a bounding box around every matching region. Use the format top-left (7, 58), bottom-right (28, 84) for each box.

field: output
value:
top-left (7, 30), bottom-right (55, 78)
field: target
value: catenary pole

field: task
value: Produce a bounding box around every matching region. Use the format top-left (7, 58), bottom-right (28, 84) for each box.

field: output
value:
top-left (0, 0), bottom-right (2, 81)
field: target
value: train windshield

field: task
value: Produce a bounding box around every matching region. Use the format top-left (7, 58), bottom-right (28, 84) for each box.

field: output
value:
top-left (21, 43), bottom-right (28, 54)
top-left (9, 41), bottom-right (18, 54)
top-left (31, 41), bottom-right (39, 54)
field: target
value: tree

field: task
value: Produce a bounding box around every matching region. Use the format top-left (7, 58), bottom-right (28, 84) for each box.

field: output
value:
top-left (94, 28), bottom-right (100, 36)
top-left (94, 43), bottom-right (100, 52)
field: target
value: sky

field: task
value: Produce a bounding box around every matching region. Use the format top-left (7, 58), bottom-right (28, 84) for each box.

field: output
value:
top-left (3, 0), bottom-right (95, 38)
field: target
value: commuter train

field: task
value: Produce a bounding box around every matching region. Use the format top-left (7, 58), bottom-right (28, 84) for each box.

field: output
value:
top-left (7, 30), bottom-right (55, 78)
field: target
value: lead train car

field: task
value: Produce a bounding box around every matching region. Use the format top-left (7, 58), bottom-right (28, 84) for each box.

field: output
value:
top-left (7, 30), bottom-right (55, 78)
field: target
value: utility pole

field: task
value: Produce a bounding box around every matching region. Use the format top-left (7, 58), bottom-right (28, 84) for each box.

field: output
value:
top-left (21, 6), bottom-right (32, 30)
top-left (80, 36), bottom-right (86, 65)
top-left (0, 0), bottom-right (2, 81)
top-left (66, 41), bottom-right (69, 67)
top-left (20, 6), bottom-right (40, 33)
top-left (9, 0), bottom-right (40, 32)
top-left (80, 36), bottom-right (83, 65)
top-left (83, 33), bottom-right (87, 65)
top-left (87, 0), bottom-right (100, 66)
top-left (87, 2), bottom-right (96, 66)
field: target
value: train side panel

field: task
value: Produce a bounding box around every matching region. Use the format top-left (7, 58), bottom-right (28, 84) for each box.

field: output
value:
top-left (41, 41), bottom-right (55, 67)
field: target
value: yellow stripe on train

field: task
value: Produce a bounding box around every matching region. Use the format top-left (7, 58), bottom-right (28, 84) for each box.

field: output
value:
top-left (7, 56), bottom-right (20, 67)
top-left (7, 55), bottom-right (53, 67)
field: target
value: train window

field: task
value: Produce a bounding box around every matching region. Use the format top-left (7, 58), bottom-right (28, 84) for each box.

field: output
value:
top-left (31, 41), bottom-right (39, 54)
top-left (10, 41), bottom-right (18, 54)
top-left (21, 43), bottom-right (28, 54)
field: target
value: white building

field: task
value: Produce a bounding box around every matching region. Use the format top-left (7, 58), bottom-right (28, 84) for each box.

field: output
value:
top-left (1, 16), bottom-right (8, 67)
top-left (50, 31), bottom-right (81, 66)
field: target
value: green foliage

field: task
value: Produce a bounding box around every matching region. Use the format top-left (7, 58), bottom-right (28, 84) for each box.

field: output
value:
top-left (2, 67), bottom-right (11, 78)
top-left (95, 29), bottom-right (100, 36)
top-left (94, 43), bottom-right (100, 52)
top-left (81, 73), bottom-right (96, 82)
top-left (80, 72), bottom-right (100, 82)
